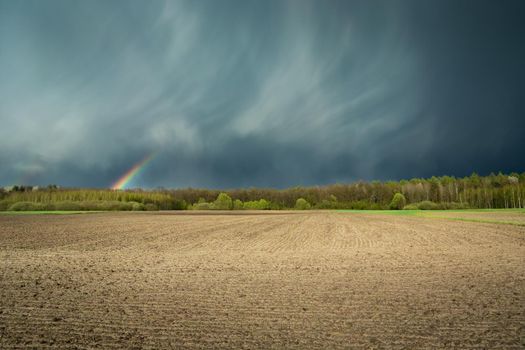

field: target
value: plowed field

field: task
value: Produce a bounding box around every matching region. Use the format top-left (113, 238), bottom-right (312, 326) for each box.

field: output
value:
top-left (1, 211), bottom-right (524, 349)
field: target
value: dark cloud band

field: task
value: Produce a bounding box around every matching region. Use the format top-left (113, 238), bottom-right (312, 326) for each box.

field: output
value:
top-left (0, 0), bottom-right (524, 188)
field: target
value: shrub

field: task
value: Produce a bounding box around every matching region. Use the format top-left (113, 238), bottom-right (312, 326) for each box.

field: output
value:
top-left (441, 202), bottom-right (470, 210)
top-left (417, 200), bottom-right (439, 210)
top-left (213, 193), bottom-right (233, 210)
top-left (243, 200), bottom-right (258, 210)
top-left (8, 201), bottom-right (45, 211)
top-left (144, 203), bottom-right (159, 211)
top-left (53, 201), bottom-right (82, 211)
top-left (79, 201), bottom-right (104, 210)
top-left (269, 201), bottom-right (282, 210)
top-left (243, 201), bottom-right (258, 210)
top-left (0, 199), bottom-right (15, 211)
top-left (258, 199), bottom-right (270, 210)
top-left (368, 203), bottom-right (386, 210)
top-left (40, 203), bottom-right (56, 210)
top-left (316, 200), bottom-right (334, 209)
top-left (403, 201), bottom-right (441, 210)
top-left (346, 200), bottom-right (370, 210)
top-left (233, 199), bottom-right (244, 210)
top-left (389, 193), bottom-right (406, 210)
top-left (192, 202), bottom-right (212, 210)
top-left (295, 198), bottom-right (311, 210)
top-left (243, 199), bottom-right (270, 210)
top-left (316, 199), bottom-right (343, 209)
top-left (101, 201), bottom-right (126, 211)
top-left (171, 199), bottom-right (187, 210)
top-left (404, 200), bottom-right (441, 210)
top-left (132, 202), bottom-right (145, 211)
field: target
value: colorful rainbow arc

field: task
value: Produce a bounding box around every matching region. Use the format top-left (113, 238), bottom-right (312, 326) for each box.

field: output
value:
top-left (111, 153), bottom-right (155, 190)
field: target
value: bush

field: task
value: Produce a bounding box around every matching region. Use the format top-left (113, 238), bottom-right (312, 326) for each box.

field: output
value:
top-left (0, 199), bottom-right (15, 211)
top-left (346, 200), bottom-right (370, 210)
top-left (316, 199), bottom-right (337, 209)
top-left (132, 202), bottom-right (145, 211)
top-left (269, 201), bottom-right (282, 210)
top-left (3, 199), bottom-right (162, 212)
top-left (243, 201), bottom-right (258, 209)
top-left (404, 201), bottom-right (441, 210)
top-left (243, 199), bottom-right (270, 210)
top-left (171, 199), bottom-right (187, 210)
top-left (83, 201), bottom-right (102, 211)
top-left (100, 201), bottom-right (128, 211)
top-left (369, 203), bottom-right (386, 210)
top-left (144, 203), bottom-right (159, 211)
top-left (295, 198), bottom-right (311, 210)
top-left (53, 201), bottom-right (82, 211)
top-left (258, 199), bottom-right (270, 210)
top-left (441, 202), bottom-right (470, 210)
top-left (389, 193), bottom-right (406, 210)
top-left (8, 201), bottom-right (45, 211)
top-left (315, 199), bottom-right (345, 209)
top-left (192, 202), bottom-right (212, 210)
top-left (213, 193), bottom-right (233, 210)
top-left (417, 200), bottom-right (439, 210)
top-left (233, 199), bottom-right (244, 210)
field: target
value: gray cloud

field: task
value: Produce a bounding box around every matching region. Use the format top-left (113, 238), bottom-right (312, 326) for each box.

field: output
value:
top-left (1, 0), bottom-right (524, 188)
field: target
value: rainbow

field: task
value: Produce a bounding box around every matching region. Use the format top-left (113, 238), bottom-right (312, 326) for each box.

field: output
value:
top-left (111, 153), bottom-right (155, 190)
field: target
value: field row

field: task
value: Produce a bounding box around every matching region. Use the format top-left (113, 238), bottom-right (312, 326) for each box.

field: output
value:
top-left (1, 212), bottom-right (524, 348)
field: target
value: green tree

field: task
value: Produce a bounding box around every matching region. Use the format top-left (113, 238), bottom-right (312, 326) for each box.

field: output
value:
top-left (258, 199), bottom-right (270, 210)
top-left (389, 193), bottom-right (406, 210)
top-left (213, 193), bottom-right (233, 210)
top-left (233, 199), bottom-right (244, 210)
top-left (243, 199), bottom-right (270, 210)
top-left (295, 198), bottom-right (311, 210)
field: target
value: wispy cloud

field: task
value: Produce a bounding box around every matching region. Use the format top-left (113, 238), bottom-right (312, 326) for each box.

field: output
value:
top-left (0, 0), bottom-right (524, 187)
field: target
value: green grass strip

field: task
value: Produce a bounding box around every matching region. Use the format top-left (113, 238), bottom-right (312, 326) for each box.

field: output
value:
top-left (336, 209), bottom-right (417, 215)
top-left (336, 209), bottom-right (525, 226)
top-left (423, 216), bottom-right (525, 227)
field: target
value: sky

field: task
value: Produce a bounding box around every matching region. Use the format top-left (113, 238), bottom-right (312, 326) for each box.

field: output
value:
top-left (1, 0), bottom-right (524, 189)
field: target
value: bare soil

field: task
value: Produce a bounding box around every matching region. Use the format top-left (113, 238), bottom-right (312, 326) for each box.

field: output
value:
top-left (0, 211), bottom-right (524, 349)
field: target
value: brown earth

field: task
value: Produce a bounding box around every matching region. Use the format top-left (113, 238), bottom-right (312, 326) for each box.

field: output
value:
top-left (0, 211), bottom-right (524, 349)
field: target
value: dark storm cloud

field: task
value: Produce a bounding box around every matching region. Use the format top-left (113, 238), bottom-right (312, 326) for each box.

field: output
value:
top-left (1, 0), bottom-right (524, 188)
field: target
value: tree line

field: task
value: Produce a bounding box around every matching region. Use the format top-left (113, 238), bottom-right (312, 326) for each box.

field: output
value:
top-left (0, 188), bottom-right (182, 211)
top-left (167, 172), bottom-right (524, 210)
top-left (1, 172), bottom-right (524, 211)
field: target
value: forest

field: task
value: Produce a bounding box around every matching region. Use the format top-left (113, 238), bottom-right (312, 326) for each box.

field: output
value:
top-left (1, 172), bottom-right (524, 211)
